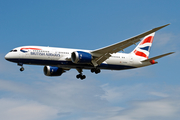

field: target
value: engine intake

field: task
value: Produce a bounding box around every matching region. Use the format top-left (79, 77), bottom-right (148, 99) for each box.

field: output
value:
top-left (71, 51), bottom-right (92, 64)
top-left (43, 66), bottom-right (63, 76)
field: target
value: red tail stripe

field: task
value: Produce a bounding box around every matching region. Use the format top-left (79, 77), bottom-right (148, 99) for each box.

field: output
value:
top-left (140, 36), bottom-right (154, 45)
top-left (134, 50), bottom-right (148, 58)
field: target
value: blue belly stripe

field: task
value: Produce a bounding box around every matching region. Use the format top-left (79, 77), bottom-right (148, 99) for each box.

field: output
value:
top-left (6, 58), bottom-right (136, 70)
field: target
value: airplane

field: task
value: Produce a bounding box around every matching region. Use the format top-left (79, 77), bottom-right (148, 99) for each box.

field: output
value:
top-left (5, 24), bottom-right (174, 80)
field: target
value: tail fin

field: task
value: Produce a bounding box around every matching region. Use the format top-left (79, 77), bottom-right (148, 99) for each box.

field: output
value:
top-left (131, 32), bottom-right (155, 60)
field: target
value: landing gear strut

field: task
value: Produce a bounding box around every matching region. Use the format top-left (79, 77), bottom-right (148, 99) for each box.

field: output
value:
top-left (18, 63), bottom-right (24, 72)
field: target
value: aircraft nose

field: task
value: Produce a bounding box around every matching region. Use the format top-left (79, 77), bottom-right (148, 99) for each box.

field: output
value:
top-left (5, 53), bottom-right (10, 60)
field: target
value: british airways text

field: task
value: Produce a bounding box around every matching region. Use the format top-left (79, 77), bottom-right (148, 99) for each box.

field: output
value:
top-left (30, 52), bottom-right (60, 57)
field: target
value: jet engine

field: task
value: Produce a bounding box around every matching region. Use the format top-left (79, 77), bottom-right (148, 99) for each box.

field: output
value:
top-left (71, 51), bottom-right (92, 64)
top-left (43, 66), bottom-right (63, 76)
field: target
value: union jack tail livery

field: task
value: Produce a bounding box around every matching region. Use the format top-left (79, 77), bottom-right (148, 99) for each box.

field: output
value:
top-left (131, 32), bottom-right (155, 60)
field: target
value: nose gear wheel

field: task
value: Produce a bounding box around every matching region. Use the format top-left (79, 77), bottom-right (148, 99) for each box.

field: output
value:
top-left (20, 67), bottom-right (24, 71)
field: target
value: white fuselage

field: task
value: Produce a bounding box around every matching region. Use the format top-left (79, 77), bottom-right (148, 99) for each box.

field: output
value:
top-left (5, 46), bottom-right (151, 70)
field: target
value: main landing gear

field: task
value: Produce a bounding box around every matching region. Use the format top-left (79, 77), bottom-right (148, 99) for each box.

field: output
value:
top-left (76, 68), bottom-right (101, 80)
top-left (18, 63), bottom-right (24, 72)
top-left (76, 68), bottom-right (86, 80)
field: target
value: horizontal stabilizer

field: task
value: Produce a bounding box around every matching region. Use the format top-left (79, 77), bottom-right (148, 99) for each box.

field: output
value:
top-left (141, 52), bottom-right (174, 62)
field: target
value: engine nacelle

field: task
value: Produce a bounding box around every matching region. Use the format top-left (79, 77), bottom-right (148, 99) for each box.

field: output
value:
top-left (71, 51), bottom-right (92, 64)
top-left (43, 66), bottom-right (63, 76)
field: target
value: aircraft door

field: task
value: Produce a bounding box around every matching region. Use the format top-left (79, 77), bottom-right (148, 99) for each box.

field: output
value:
top-left (129, 55), bottom-right (134, 64)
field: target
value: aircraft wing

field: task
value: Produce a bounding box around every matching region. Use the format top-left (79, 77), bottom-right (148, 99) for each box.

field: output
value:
top-left (90, 24), bottom-right (170, 66)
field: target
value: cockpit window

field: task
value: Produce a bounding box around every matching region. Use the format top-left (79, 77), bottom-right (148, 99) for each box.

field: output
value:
top-left (10, 49), bottom-right (17, 52)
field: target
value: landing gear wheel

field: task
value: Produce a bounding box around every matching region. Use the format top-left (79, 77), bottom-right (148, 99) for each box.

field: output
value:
top-left (76, 74), bottom-right (81, 79)
top-left (20, 67), bottom-right (24, 72)
top-left (91, 68), bottom-right (101, 74)
top-left (76, 74), bottom-right (86, 80)
top-left (81, 75), bottom-right (86, 80)
top-left (91, 68), bottom-right (96, 73)
top-left (95, 69), bottom-right (100, 74)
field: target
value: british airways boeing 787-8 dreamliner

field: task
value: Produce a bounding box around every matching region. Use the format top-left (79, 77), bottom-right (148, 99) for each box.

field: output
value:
top-left (5, 24), bottom-right (174, 80)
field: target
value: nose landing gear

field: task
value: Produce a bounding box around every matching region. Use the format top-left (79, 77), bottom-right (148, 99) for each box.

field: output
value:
top-left (18, 63), bottom-right (24, 72)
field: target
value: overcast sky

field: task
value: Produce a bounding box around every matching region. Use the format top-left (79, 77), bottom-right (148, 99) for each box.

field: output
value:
top-left (0, 0), bottom-right (180, 120)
